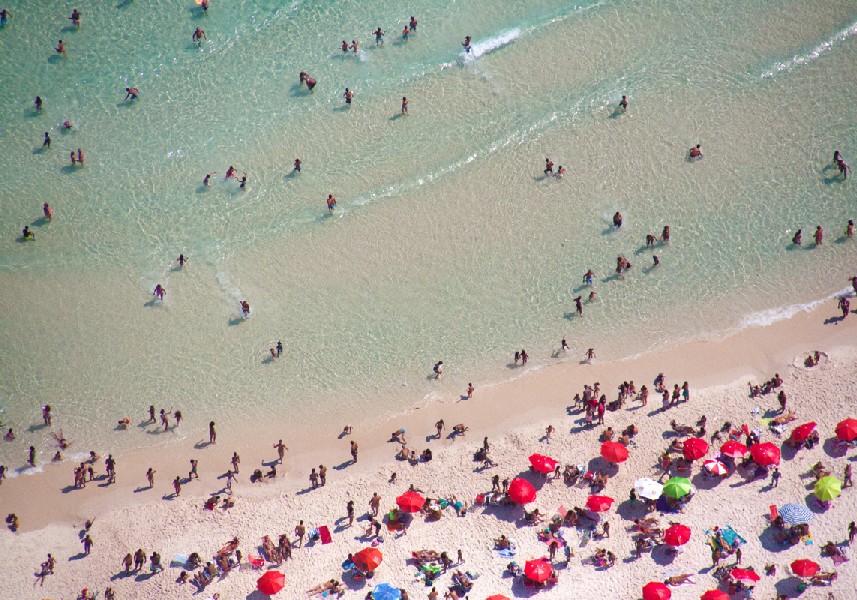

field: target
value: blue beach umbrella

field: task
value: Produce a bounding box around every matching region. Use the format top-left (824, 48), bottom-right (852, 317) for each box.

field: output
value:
top-left (372, 583), bottom-right (402, 600)
top-left (779, 503), bottom-right (814, 526)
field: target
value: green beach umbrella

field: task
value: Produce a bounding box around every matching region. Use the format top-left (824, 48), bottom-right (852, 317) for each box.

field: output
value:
top-left (662, 477), bottom-right (691, 499)
top-left (814, 476), bottom-right (841, 501)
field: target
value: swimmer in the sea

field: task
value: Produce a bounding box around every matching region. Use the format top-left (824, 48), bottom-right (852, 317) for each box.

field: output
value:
top-left (56, 40), bottom-right (66, 56)
top-left (792, 229), bottom-right (802, 246)
top-left (203, 172), bottom-right (215, 186)
top-left (373, 28), bottom-right (384, 45)
top-left (43, 203), bottom-right (53, 220)
top-left (341, 40), bottom-right (348, 52)
top-left (193, 27), bottom-right (206, 46)
top-left (22, 225), bottom-right (35, 240)
top-left (63, 120), bottom-right (72, 129)
top-left (293, 158), bottom-right (301, 173)
top-left (200, 0), bottom-right (209, 14)
top-left (350, 39), bottom-right (358, 54)
top-left (225, 166), bottom-right (237, 179)
top-left (43, 132), bottom-right (51, 148)
top-left (176, 254), bottom-right (186, 268)
top-left (327, 194), bottom-right (336, 213)
top-left (462, 36), bottom-right (472, 53)
top-left (153, 284), bottom-right (165, 300)
top-left (653, 255), bottom-right (660, 267)
top-left (661, 225), bottom-right (670, 243)
top-left (583, 269), bottom-right (594, 285)
top-left (613, 211), bottom-right (622, 229)
top-left (401, 97), bottom-right (408, 114)
top-left (344, 88), bottom-right (353, 105)
top-left (618, 95), bottom-right (628, 112)
top-left (555, 166), bottom-right (566, 178)
top-left (124, 87), bottom-right (139, 101)
top-left (689, 144), bottom-right (702, 159)
top-left (70, 9), bottom-right (81, 27)
top-left (409, 16), bottom-right (418, 32)
top-left (239, 172), bottom-right (247, 189)
top-left (646, 234), bottom-right (655, 247)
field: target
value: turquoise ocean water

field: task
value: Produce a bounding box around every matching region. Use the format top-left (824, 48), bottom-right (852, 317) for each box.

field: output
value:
top-left (0, 0), bottom-right (855, 466)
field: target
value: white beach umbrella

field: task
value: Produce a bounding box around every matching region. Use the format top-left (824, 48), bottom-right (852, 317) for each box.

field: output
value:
top-left (634, 477), bottom-right (663, 500)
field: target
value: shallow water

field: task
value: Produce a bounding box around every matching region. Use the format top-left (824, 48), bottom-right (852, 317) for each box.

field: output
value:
top-left (1, 0), bottom-right (855, 464)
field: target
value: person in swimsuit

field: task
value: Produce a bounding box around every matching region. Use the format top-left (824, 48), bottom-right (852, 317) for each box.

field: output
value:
top-left (56, 40), bottom-right (66, 56)
top-left (618, 95), bottom-right (628, 112)
top-left (462, 36), bottom-right (472, 52)
top-left (22, 226), bottom-right (35, 240)
top-left (556, 166), bottom-right (566, 178)
top-left (70, 9), bottom-right (81, 27)
top-left (203, 172), bottom-right (215, 186)
top-left (43, 203), bottom-right (53, 219)
top-left (192, 27), bottom-right (206, 46)
top-left (43, 132), bottom-right (51, 148)
top-left (401, 97), bottom-right (408, 114)
top-left (34, 96), bottom-right (43, 111)
top-left (63, 120), bottom-right (72, 129)
top-left (341, 40), bottom-right (348, 52)
top-left (689, 144), bottom-right (702, 159)
top-left (544, 158), bottom-right (554, 174)
top-left (176, 254), bottom-right (186, 268)
top-left (402, 25), bottom-right (409, 42)
top-left (344, 88), bottom-right (353, 105)
top-left (77, 148), bottom-right (84, 165)
top-left (327, 194), bottom-right (336, 213)
top-left (792, 229), bottom-right (802, 246)
top-left (814, 225), bottom-right (823, 246)
top-left (125, 87), bottom-right (139, 100)
top-left (574, 296), bottom-right (583, 316)
top-left (373, 28), bottom-right (384, 45)
top-left (294, 158), bottom-right (301, 172)
top-left (846, 219), bottom-right (854, 238)
top-left (350, 39), bottom-right (358, 53)
top-left (153, 284), bottom-right (165, 300)
top-left (409, 16), bottom-right (418, 32)
top-left (613, 212), bottom-right (622, 228)
top-left (0, 9), bottom-right (10, 27)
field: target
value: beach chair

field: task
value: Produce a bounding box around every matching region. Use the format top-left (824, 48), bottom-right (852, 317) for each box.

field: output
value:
top-left (246, 554), bottom-right (264, 570)
top-left (769, 505), bottom-right (778, 522)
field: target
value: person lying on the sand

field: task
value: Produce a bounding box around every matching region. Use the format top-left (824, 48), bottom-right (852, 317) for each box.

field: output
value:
top-left (771, 411), bottom-right (796, 425)
top-left (664, 574), bottom-right (695, 585)
top-left (452, 424), bottom-right (468, 436)
top-left (216, 537), bottom-right (239, 557)
top-left (306, 579), bottom-right (344, 596)
top-left (411, 549), bottom-right (441, 562)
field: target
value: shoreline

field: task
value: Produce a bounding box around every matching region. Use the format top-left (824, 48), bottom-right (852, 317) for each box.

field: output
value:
top-left (1, 289), bottom-right (853, 533)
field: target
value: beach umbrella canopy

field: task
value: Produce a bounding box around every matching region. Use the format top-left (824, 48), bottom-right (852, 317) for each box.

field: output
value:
top-left (779, 503), bottom-right (814, 525)
top-left (730, 568), bottom-right (760, 583)
top-left (256, 570), bottom-right (285, 595)
top-left (835, 418), bottom-right (857, 441)
top-left (396, 490), bottom-right (426, 513)
top-left (372, 583), bottom-right (402, 600)
top-left (814, 476), bottom-right (842, 501)
top-left (600, 441), bottom-right (629, 463)
top-left (662, 477), bottom-right (691, 499)
top-left (682, 437), bottom-right (709, 461)
top-left (634, 477), bottom-right (663, 500)
top-left (642, 581), bottom-right (671, 600)
top-left (523, 559), bottom-right (552, 582)
top-left (528, 453), bottom-right (558, 474)
top-left (700, 591), bottom-right (729, 600)
top-left (750, 442), bottom-right (780, 466)
top-left (353, 547), bottom-right (383, 572)
top-left (720, 440), bottom-right (748, 459)
top-left (664, 523), bottom-right (692, 547)
top-left (790, 422), bottom-right (817, 443)
top-left (790, 559), bottom-right (820, 578)
top-left (486, 596), bottom-right (510, 600)
top-left (702, 459), bottom-right (728, 476)
top-left (507, 478), bottom-right (537, 504)
top-left (585, 495), bottom-right (614, 512)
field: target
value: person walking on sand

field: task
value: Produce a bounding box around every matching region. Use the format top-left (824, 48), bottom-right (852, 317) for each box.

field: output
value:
top-left (433, 360), bottom-right (444, 379)
top-left (369, 492), bottom-right (381, 517)
top-left (81, 534), bottom-right (93, 556)
top-left (844, 463), bottom-right (853, 488)
top-left (309, 468), bottom-right (319, 489)
top-left (173, 476), bottom-right (181, 497)
top-left (274, 439), bottom-right (288, 463)
top-left (209, 421), bottom-right (216, 444)
top-left (295, 520), bottom-right (306, 547)
top-left (146, 467), bottom-right (156, 488)
top-left (347, 499), bottom-right (355, 525)
top-left (319, 464), bottom-right (327, 486)
top-left (350, 440), bottom-right (358, 463)
top-left (586, 348), bottom-right (596, 362)
top-left (188, 459), bottom-right (199, 480)
top-left (848, 521), bottom-right (856, 544)
top-left (466, 383), bottom-right (474, 399)
top-left (231, 451), bottom-right (240, 474)
top-left (545, 424), bottom-right (555, 443)
top-left (122, 553), bottom-right (133, 573)
top-left (435, 419), bottom-right (445, 438)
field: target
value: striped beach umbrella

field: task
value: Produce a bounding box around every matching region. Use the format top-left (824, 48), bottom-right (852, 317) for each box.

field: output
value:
top-left (814, 476), bottom-right (841, 501)
top-left (779, 503), bottom-right (814, 525)
top-left (703, 459), bottom-right (727, 476)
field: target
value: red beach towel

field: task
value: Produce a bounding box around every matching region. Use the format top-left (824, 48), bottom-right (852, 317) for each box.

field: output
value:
top-left (318, 525), bottom-right (332, 545)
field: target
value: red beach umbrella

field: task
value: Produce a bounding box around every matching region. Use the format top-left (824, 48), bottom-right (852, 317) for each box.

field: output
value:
top-left (523, 559), bottom-right (552, 582)
top-left (790, 422), bottom-right (816, 443)
top-left (730, 568), bottom-right (761, 583)
top-left (720, 440), bottom-right (748, 459)
top-left (663, 523), bottom-right (691, 546)
top-left (396, 490), bottom-right (426, 513)
top-left (682, 437), bottom-right (709, 461)
top-left (600, 441), bottom-right (629, 463)
top-left (585, 495), bottom-right (614, 512)
top-left (700, 591), bottom-right (729, 600)
top-left (257, 570), bottom-right (285, 595)
top-left (507, 478), bottom-right (537, 504)
top-left (528, 453), bottom-right (558, 474)
top-left (702, 459), bottom-right (728, 476)
top-left (486, 596), bottom-right (510, 600)
top-left (790, 558), bottom-right (820, 578)
top-left (749, 442), bottom-right (780, 466)
top-left (353, 547), bottom-right (383, 572)
top-left (835, 418), bottom-right (857, 441)
top-left (642, 581), bottom-right (671, 600)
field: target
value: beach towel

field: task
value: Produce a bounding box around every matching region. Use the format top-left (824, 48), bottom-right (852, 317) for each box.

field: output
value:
top-left (721, 525), bottom-right (746, 547)
top-left (318, 525), bottom-right (332, 544)
top-left (170, 553), bottom-right (189, 568)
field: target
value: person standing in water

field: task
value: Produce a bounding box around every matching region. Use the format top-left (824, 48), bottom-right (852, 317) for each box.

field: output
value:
top-left (373, 27), bottom-right (384, 45)
top-left (409, 16), bottom-right (418, 32)
top-left (618, 95), bottom-right (628, 112)
top-left (327, 194), bottom-right (336, 213)
top-left (176, 254), bottom-right (186, 268)
top-left (846, 219), bottom-right (854, 238)
top-left (574, 296), bottom-right (583, 317)
top-left (77, 148), bottom-right (84, 166)
top-left (792, 229), bottom-right (802, 246)
top-left (293, 158), bottom-right (301, 173)
top-left (43, 132), bottom-right (51, 148)
top-left (350, 39), bottom-right (359, 53)
top-left (689, 144), bottom-right (702, 159)
top-left (462, 35), bottom-right (472, 52)
top-left (814, 226), bottom-right (823, 246)
top-left (0, 9), bottom-right (11, 27)
top-left (153, 284), bottom-right (165, 300)
top-left (401, 25), bottom-right (409, 42)
top-left (613, 212), bottom-right (622, 229)
top-left (124, 87), bottom-right (139, 101)
top-left (401, 97), bottom-right (408, 115)
top-left (56, 40), bottom-right (66, 56)
top-left (544, 158), bottom-right (554, 174)
top-left (343, 88), bottom-right (353, 105)
top-left (43, 203), bottom-right (53, 220)
top-left (70, 9), bottom-right (81, 27)
top-left (192, 27), bottom-right (206, 46)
